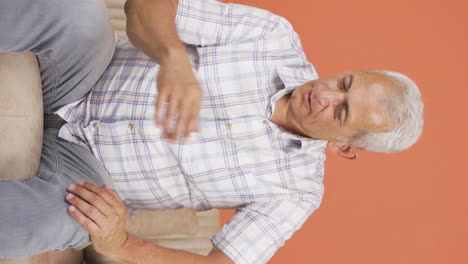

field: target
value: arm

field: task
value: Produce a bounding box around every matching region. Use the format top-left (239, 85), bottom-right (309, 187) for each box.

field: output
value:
top-left (174, 0), bottom-right (293, 46)
top-left (107, 233), bottom-right (233, 264)
top-left (124, 0), bottom-right (182, 65)
top-left (65, 181), bottom-right (234, 264)
top-left (125, 0), bottom-right (202, 143)
top-left (126, 0), bottom-right (294, 52)
top-left (124, 0), bottom-right (293, 142)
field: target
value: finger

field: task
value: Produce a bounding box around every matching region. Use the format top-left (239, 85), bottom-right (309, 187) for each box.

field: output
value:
top-left (155, 92), bottom-right (169, 126)
top-left (66, 193), bottom-right (105, 227)
top-left (187, 98), bottom-right (202, 134)
top-left (102, 185), bottom-right (128, 217)
top-left (103, 185), bottom-right (124, 204)
top-left (183, 112), bottom-right (197, 142)
top-left (78, 180), bottom-right (100, 192)
top-left (189, 101), bottom-right (201, 132)
top-left (68, 205), bottom-right (99, 234)
top-left (184, 120), bottom-right (195, 143)
top-left (68, 183), bottom-right (113, 216)
top-left (164, 95), bottom-right (180, 140)
top-left (79, 181), bottom-right (119, 208)
top-left (172, 102), bottom-right (191, 143)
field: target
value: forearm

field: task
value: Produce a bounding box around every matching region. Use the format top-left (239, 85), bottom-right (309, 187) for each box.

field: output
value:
top-left (108, 234), bottom-right (211, 264)
top-left (124, 0), bottom-right (187, 65)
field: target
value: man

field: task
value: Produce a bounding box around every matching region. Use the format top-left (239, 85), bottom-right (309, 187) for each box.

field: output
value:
top-left (0, 0), bottom-right (423, 263)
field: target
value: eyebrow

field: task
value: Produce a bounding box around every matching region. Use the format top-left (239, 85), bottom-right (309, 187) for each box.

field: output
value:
top-left (342, 74), bottom-right (354, 125)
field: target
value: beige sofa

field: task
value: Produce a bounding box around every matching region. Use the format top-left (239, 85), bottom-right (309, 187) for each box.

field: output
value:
top-left (0, 0), bottom-right (220, 263)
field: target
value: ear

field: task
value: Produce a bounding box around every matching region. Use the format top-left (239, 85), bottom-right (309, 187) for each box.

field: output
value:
top-left (327, 141), bottom-right (359, 160)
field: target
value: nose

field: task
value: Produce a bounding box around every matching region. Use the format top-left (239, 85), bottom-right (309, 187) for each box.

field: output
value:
top-left (316, 88), bottom-right (345, 107)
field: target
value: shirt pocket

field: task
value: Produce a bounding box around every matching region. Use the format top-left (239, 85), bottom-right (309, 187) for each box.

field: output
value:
top-left (180, 138), bottom-right (259, 207)
top-left (195, 43), bottom-right (273, 96)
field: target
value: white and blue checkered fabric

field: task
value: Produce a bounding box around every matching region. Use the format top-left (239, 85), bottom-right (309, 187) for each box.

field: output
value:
top-left (56, 0), bottom-right (327, 263)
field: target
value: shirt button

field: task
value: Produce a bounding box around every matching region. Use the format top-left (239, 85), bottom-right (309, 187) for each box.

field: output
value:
top-left (128, 124), bottom-right (134, 129)
top-left (226, 123), bottom-right (232, 129)
top-left (93, 123), bottom-right (99, 129)
top-left (262, 120), bottom-right (268, 124)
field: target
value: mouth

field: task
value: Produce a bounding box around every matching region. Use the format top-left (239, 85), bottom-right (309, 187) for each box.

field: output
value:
top-left (303, 88), bottom-right (312, 113)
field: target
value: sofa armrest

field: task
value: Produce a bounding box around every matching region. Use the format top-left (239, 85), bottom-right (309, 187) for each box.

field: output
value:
top-left (0, 52), bottom-right (43, 181)
top-left (84, 209), bottom-right (220, 264)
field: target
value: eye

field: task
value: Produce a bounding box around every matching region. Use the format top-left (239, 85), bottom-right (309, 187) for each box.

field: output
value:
top-left (335, 101), bottom-right (349, 125)
top-left (340, 102), bottom-right (348, 124)
top-left (342, 75), bottom-right (350, 92)
top-left (341, 77), bottom-right (347, 91)
top-left (336, 75), bottom-right (351, 125)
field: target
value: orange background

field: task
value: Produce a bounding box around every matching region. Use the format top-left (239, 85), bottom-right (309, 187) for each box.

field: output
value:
top-left (220, 0), bottom-right (468, 263)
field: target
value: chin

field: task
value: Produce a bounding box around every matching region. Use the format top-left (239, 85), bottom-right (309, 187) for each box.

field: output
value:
top-left (290, 87), bottom-right (300, 101)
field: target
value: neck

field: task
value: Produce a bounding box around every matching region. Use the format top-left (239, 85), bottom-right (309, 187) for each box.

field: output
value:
top-left (270, 93), bottom-right (305, 136)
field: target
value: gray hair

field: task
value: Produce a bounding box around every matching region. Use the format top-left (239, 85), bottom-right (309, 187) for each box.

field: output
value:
top-left (341, 70), bottom-right (424, 153)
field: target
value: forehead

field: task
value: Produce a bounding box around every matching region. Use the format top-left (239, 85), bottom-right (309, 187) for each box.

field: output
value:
top-left (347, 72), bottom-right (396, 131)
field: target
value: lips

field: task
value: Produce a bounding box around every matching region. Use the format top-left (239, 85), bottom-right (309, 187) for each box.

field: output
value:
top-left (309, 90), bottom-right (313, 112)
top-left (303, 88), bottom-right (312, 113)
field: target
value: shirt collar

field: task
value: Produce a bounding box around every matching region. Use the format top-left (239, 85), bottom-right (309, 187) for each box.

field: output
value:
top-left (276, 64), bottom-right (319, 88)
top-left (269, 64), bottom-right (327, 152)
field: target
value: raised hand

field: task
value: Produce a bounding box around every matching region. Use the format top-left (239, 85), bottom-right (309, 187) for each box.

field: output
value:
top-left (125, 0), bottom-right (202, 143)
top-left (155, 51), bottom-right (202, 143)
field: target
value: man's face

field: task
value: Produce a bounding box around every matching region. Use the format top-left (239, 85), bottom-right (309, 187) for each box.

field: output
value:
top-left (287, 71), bottom-right (395, 142)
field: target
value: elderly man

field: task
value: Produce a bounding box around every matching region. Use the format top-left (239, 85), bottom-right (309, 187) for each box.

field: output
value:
top-left (0, 0), bottom-right (423, 263)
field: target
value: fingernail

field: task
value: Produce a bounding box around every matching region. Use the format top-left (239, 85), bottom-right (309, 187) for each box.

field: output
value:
top-left (78, 181), bottom-right (85, 186)
top-left (68, 184), bottom-right (76, 191)
top-left (69, 205), bottom-right (76, 211)
top-left (66, 193), bottom-right (74, 200)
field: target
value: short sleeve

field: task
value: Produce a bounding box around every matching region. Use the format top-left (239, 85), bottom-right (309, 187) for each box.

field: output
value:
top-left (211, 199), bottom-right (321, 264)
top-left (175, 0), bottom-right (294, 46)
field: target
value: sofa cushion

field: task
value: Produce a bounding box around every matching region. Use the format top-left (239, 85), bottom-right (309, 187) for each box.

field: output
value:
top-left (126, 208), bottom-right (198, 238)
top-left (0, 249), bottom-right (82, 264)
top-left (104, 0), bottom-right (127, 39)
top-left (0, 52), bottom-right (43, 180)
top-left (0, 253), bottom-right (48, 264)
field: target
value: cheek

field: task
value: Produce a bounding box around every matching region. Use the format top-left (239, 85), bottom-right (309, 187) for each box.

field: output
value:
top-left (307, 109), bottom-right (334, 125)
top-left (316, 108), bottom-right (337, 126)
top-left (304, 111), bottom-right (343, 138)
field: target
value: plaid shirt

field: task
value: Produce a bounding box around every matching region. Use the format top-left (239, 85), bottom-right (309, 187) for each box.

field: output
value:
top-left (56, 0), bottom-right (327, 263)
